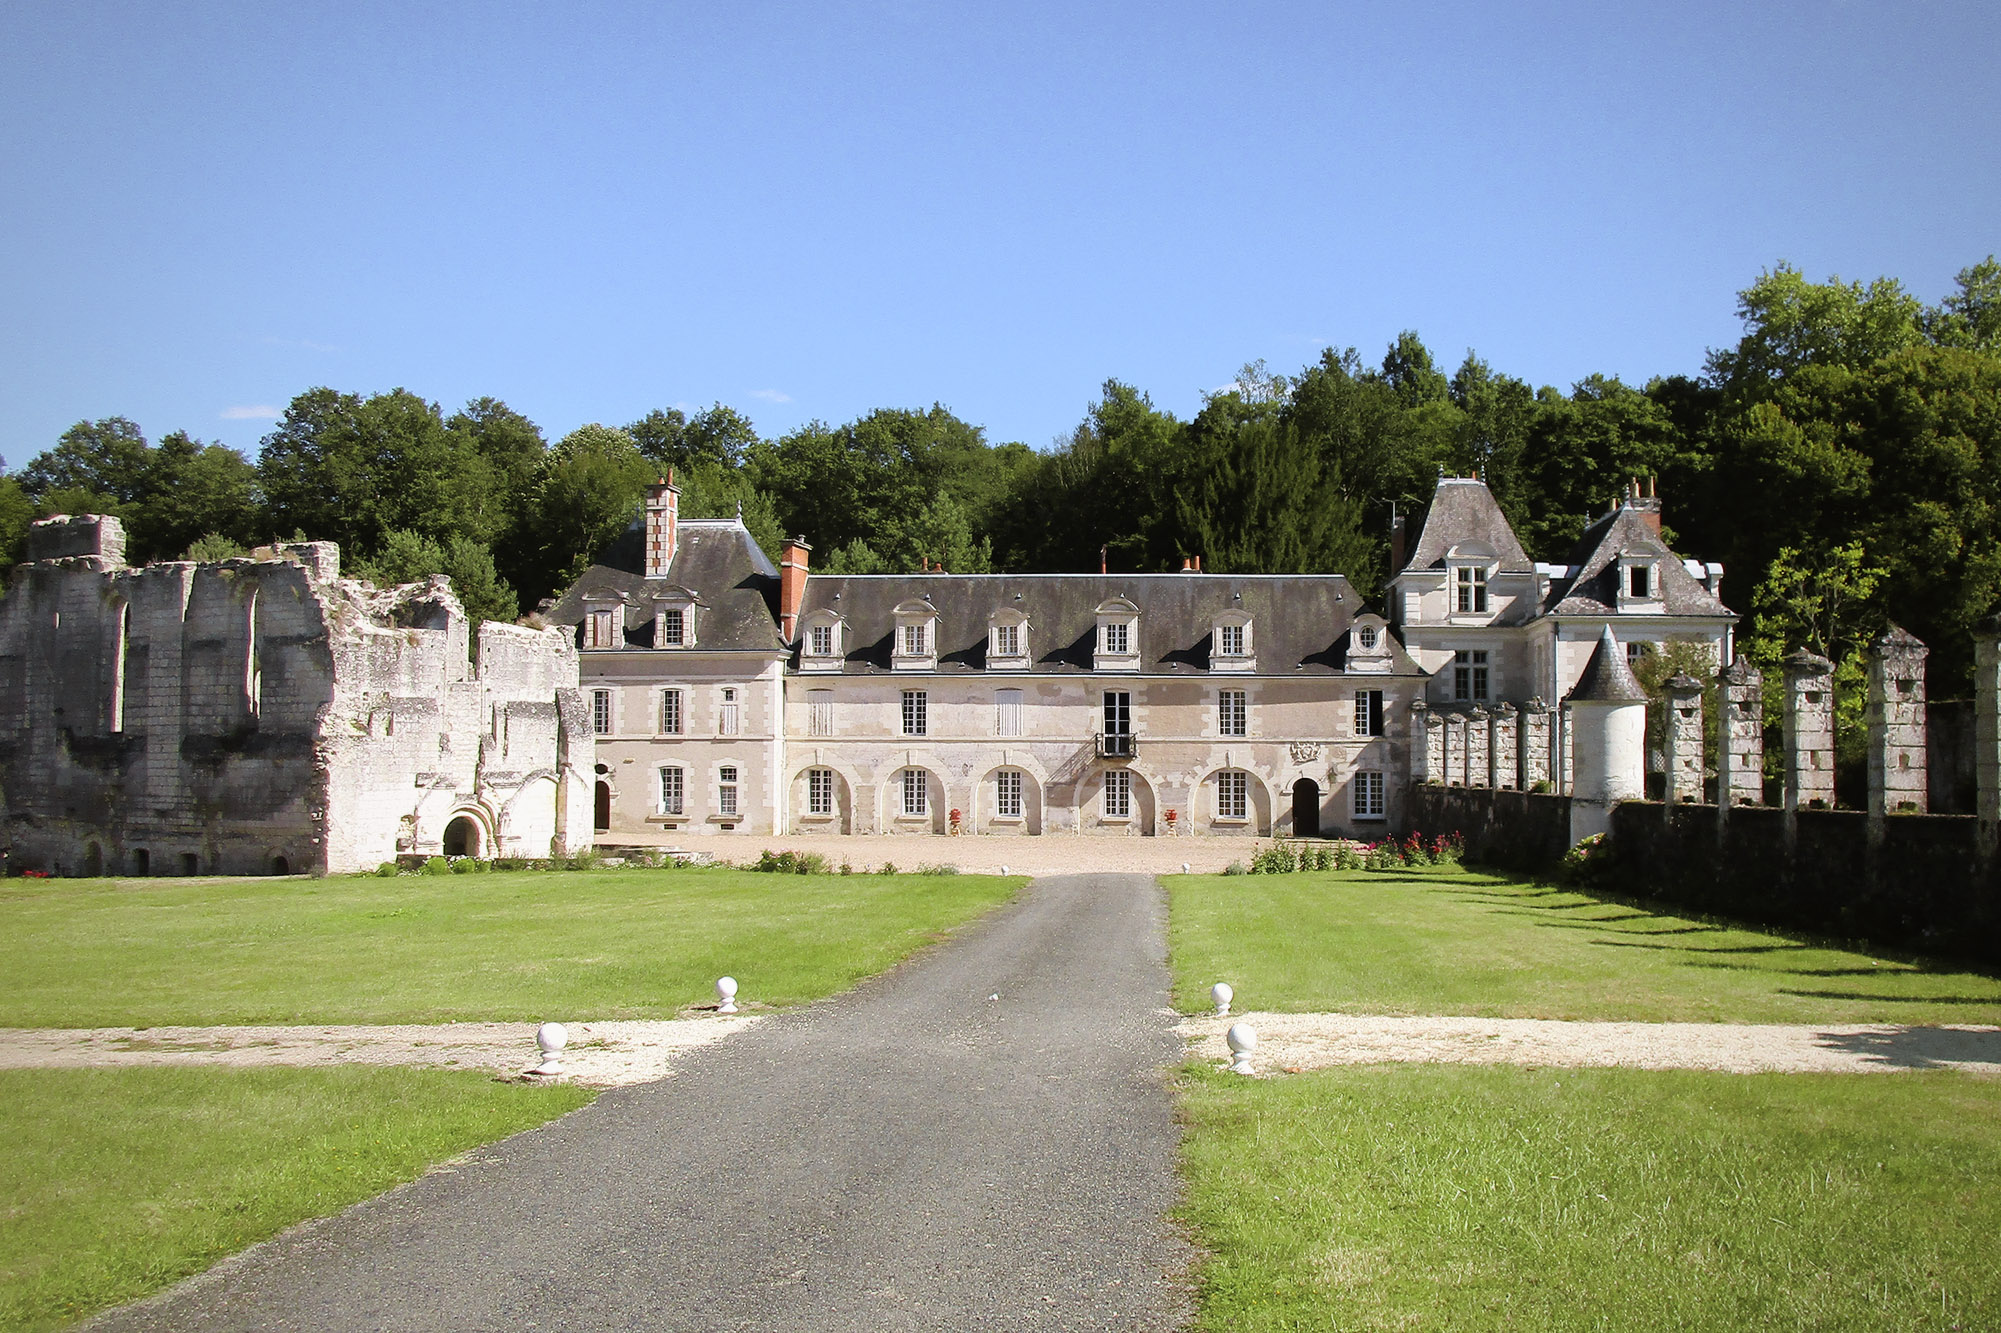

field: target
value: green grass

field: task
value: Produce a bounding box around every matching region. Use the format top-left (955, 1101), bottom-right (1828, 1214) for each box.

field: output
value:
top-left (0, 1066), bottom-right (592, 1333)
top-left (0, 867), bottom-right (1022, 1027)
top-left (1170, 866), bottom-right (2001, 1025)
top-left (1178, 1063), bottom-right (2001, 1331)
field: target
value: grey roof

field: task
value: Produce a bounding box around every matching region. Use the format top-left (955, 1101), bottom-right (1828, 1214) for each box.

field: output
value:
top-left (1543, 505), bottom-right (1732, 618)
top-left (545, 520), bottom-right (785, 653)
top-left (1403, 478), bottom-right (1533, 573)
top-left (795, 573), bottom-right (1425, 676)
top-left (1569, 626), bottom-right (1649, 702)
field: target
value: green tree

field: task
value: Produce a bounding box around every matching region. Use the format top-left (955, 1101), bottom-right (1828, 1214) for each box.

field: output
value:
top-left (20, 418), bottom-right (152, 503)
top-left (1175, 413), bottom-right (1372, 577)
top-left (524, 424), bottom-right (654, 599)
top-left (0, 475), bottom-right (34, 585)
top-left (629, 404), bottom-right (761, 473)
top-left (128, 431), bottom-right (258, 560)
top-left (1705, 263), bottom-right (1926, 404)
top-left (357, 529), bottom-right (519, 626)
top-left (183, 533), bottom-right (248, 562)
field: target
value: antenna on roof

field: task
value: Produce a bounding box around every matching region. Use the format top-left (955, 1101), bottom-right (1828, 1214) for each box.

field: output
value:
top-left (735, 498), bottom-right (744, 522)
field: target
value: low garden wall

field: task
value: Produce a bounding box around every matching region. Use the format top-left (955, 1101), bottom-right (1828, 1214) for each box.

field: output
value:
top-left (1406, 786), bottom-right (1572, 874)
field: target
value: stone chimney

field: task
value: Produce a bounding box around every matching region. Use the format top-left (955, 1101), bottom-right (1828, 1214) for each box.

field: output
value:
top-left (643, 473), bottom-right (680, 578)
top-left (779, 536), bottom-right (811, 642)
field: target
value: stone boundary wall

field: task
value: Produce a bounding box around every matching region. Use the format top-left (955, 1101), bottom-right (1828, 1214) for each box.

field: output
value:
top-left (1407, 785), bottom-right (1572, 873)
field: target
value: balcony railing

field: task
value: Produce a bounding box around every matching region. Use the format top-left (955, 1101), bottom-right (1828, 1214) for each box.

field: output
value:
top-left (1096, 732), bottom-right (1137, 759)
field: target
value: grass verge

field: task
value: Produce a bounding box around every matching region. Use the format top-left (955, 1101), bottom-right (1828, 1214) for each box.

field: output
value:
top-left (0, 1066), bottom-right (592, 1333)
top-left (0, 867), bottom-right (1023, 1027)
top-left (1178, 1063), bottom-right (2001, 1331)
top-left (1169, 866), bottom-right (2001, 1024)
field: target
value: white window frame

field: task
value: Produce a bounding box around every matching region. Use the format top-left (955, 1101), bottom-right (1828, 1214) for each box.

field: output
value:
top-left (994, 688), bottom-right (1023, 737)
top-left (807, 767), bottom-right (834, 816)
top-left (1216, 770), bottom-right (1248, 821)
top-left (1353, 689), bottom-right (1383, 738)
top-left (1353, 769), bottom-right (1385, 820)
top-left (1453, 650), bottom-right (1490, 702)
top-left (809, 623), bottom-right (833, 657)
top-left (1218, 689), bottom-right (1246, 738)
top-left (901, 689), bottom-right (927, 737)
top-left (660, 607), bottom-right (685, 646)
top-left (995, 769), bottom-right (1023, 818)
top-left (586, 606), bottom-right (620, 649)
top-left (1357, 625), bottom-right (1379, 650)
top-left (592, 689), bottom-right (613, 735)
top-left (660, 688), bottom-right (683, 735)
top-left (658, 766), bottom-right (684, 816)
top-left (717, 766), bottom-right (739, 817)
top-left (1104, 768), bottom-right (1131, 819)
top-left (719, 687), bottom-right (740, 736)
top-left (901, 768), bottom-right (928, 817)
top-left (1217, 623), bottom-right (1244, 656)
top-left (1103, 621), bottom-right (1130, 655)
top-left (903, 623), bottom-right (928, 657)
top-left (1454, 565), bottom-right (1489, 614)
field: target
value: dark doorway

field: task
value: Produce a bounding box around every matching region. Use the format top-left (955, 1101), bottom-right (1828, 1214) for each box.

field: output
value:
top-left (181, 852), bottom-right (200, 875)
top-left (1292, 779), bottom-right (1321, 839)
top-left (131, 848), bottom-right (150, 876)
top-left (442, 816), bottom-right (481, 858)
top-left (82, 843), bottom-right (103, 877)
top-left (271, 855), bottom-right (291, 876)
top-left (594, 781), bottom-right (612, 832)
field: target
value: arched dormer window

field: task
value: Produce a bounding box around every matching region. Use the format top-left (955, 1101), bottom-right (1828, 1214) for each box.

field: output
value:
top-left (1211, 606), bottom-right (1253, 673)
top-left (987, 605), bottom-right (1030, 670)
top-left (1094, 597), bottom-right (1140, 673)
top-left (800, 608), bottom-right (846, 673)
top-left (1347, 613), bottom-right (1392, 675)
top-left (1446, 541), bottom-right (1497, 620)
top-left (892, 598), bottom-right (939, 671)
top-left (650, 584), bottom-right (702, 649)
top-left (582, 593), bottom-right (626, 650)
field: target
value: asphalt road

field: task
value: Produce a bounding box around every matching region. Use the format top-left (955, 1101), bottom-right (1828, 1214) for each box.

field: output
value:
top-left (90, 873), bottom-right (1194, 1332)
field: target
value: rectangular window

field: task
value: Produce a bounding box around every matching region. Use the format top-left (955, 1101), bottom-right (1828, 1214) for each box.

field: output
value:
top-left (719, 687), bottom-right (740, 735)
top-left (660, 689), bottom-right (683, 735)
top-left (1218, 689), bottom-right (1246, 737)
top-left (809, 689), bottom-right (834, 737)
top-left (996, 770), bottom-right (1023, 818)
top-left (660, 608), bottom-right (684, 645)
top-left (1104, 768), bottom-right (1131, 818)
top-left (995, 688), bottom-right (1022, 737)
top-left (1453, 650), bottom-right (1490, 701)
top-left (1455, 566), bottom-right (1489, 614)
top-left (1353, 770), bottom-right (1385, 819)
top-left (1353, 689), bottom-right (1384, 737)
top-left (592, 689), bottom-right (613, 735)
top-left (587, 608), bottom-right (618, 648)
top-left (658, 766), bottom-right (684, 815)
top-left (1217, 770), bottom-right (1247, 820)
top-left (809, 623), bottom-right (833, 656)
top-left (1629, 565), bottom-right (1651, 598)
top-left (993, 623), bottom-right (1020, 657)
top-left (718, 765), bottom-right (739, 817)
top-left (1103, 622), bottom-right (1130, 655)
top-left (1217, 624), bottom-right (1244, 656)
top-left (808, 768), bottom-right (834, 816)
top-left (902, 689), bottom-right (928, 736)
top-left (903, 623), bottom-right (928, 656)
top-left (1627, 641), bottom-right (1653, 666)
top-left (902, 768), bottom-right (927, 816)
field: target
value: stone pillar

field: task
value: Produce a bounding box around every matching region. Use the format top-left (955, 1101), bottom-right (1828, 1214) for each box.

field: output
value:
top-left (1519, 699), bottom-right (1551, 792)
top-left (1867, 625), bottom-right (1929, 819)
top-left (1465, 706), bottom-right (1490, 788)
top-left (1490, 703), bottom-right (1519, 790)
top-left (1661, 674), bottom-right (1705, 805)
top-left (1409, 701), bottom-right (1436, 783)
top-left (1718, 660), bottom-right (1764, 809)
top-left (1446, 711), bottom-right (1469, 786)
top-left (1977, 618), bottom-right (2001, 854)
top-left (1782, 650), bottom-right (1836, 812)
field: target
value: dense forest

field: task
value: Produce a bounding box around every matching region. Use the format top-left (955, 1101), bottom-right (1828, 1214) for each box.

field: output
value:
top-left (4, 260), bottom-right (2000, 710)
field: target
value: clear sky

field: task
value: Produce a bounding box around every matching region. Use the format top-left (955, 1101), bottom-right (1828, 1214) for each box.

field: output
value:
top-left (3, 1), bottom-right (1997, 464)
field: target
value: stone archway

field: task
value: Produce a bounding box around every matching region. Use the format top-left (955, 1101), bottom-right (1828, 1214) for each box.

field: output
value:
top-left (443, 815), bottom-right (484, 858)
top-left (1292, 778), bottom-right (1322, 838)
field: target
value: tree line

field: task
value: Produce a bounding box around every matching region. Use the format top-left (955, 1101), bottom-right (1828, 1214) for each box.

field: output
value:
top-left (3, 258), bottom-right (1998, 698)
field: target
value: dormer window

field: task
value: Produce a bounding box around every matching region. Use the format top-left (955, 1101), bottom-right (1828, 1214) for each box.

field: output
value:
top-left (583, 598), bottom-right (623, 649)
top-left (1357, 626), bottom-right (1377, 650)
top-left (987, 608), bottom-right (1030, 670)
top-left (1629, 564), bottom-right (1651, 599)
top-left (1211, 609), bottom-right (1254, 673)
top-left (800, 610), bottom-right (846, 672)
top-left (1454, 565), bottom-right (1488, 614)
top-left (892, 599), bottom-right (939, 671)
top-left (1093, 597), bottom-right (1141, 672)
top-left (1348, 614), bottom-right (1393, 675)
top-left (1616, 554), bottom-right (1663, 610)
top-left (649, 585), bottom-right (701, 649)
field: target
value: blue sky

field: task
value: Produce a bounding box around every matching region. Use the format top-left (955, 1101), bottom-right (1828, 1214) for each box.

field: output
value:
top-left (2, 1), bottom-right (1996, 463)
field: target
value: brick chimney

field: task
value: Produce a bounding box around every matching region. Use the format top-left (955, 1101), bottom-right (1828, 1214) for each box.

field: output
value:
top-left (1626, 477), bottom-right (1663, 537)
top-left (779, 535), bottom-right (811, 641)
top-left (644, 472), bottom-right (680, 578)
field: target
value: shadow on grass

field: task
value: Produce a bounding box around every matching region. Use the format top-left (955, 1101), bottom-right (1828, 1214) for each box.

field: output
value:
top-left (1811, 1025), bottom-right (2001, 1067)
top-left (1787, 989), bottom-right (2001, 1007)
top-left (1589, 939), bottom-right (1808, 955)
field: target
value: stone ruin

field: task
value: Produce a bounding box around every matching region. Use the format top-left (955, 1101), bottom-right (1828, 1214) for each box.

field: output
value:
top-left (0, 515), bottom-right (595, 876)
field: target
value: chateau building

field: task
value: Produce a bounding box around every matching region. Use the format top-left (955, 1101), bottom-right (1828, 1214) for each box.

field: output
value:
top-left (546, 474), bottom-right (1734, 842)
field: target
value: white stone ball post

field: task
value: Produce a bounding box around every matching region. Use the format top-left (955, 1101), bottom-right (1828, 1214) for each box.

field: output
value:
top-left (534, 1021), bottom-right (567, 1075)
top-left (1211, 982), bottom-right (1233, 1016)
top-left (716, 976), bottom-right (739, 1014)
top-left (1226, 1023), bottom-right (1257, 1076)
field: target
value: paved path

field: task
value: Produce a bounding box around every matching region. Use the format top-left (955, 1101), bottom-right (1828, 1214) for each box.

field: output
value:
top-left (88, 874), bottom-right (1193, 1332)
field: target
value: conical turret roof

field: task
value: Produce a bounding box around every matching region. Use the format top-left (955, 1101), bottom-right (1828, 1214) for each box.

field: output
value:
top-left (1569, 625), bottom-right (1648, 703)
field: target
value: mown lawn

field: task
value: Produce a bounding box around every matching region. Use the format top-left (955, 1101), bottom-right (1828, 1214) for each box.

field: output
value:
top-left (0, 1066), bottom-right (593, 1333)
top-left (0, 867), bottom-right (1023, 1027)
top-left (1169, 865), bottom-right (2001, 1025)
top-left (1179, 1063), bottom-right (2001, 1331)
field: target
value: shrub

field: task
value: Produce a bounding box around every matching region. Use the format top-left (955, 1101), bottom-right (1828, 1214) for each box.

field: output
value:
top-left (1363, 841), bottom-right (1403, 871)
top-left (1222, 861), bottom-right (1248, 876)
top-left (1333, 842), bottom-right (1365, 871)
top-left (1560, 832), bottom-right (1612, 885)
top-left (421, 856), bottom-right (450, 876)
top-left (753, 849), bottom-right (830, 875)
top-left (563, 848), bottom-right (601, 872)
top-left (449, 857), bottom-right (476, 874)
top-left (374, 862), bottom-right (399, 878)
top-left (879, 861), bottom-right (897, 875)
top-left (1250, 844), bottom-right (1297, 875)
top-left (914, 862), bottom-right (961, 876)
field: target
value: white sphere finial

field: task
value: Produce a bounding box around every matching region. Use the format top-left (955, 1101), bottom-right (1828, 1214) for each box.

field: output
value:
top-left (534, 1021), bottom-right (567, 1075)
top-left (1225, 1022), bottom-right (1257, 1076)
top-left (1182, 863), bottom-right (1191, 874)
top-left (1210, 982), bottom-right (1233, 1016)
top-left (716, 976), bottom-right (739, 1013)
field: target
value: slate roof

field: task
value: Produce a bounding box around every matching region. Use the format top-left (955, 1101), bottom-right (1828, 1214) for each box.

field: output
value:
top-left (1541, 505), bottom-right (1732, 619)
top-left (544, 519), bottom-right (785, 653)
top-left (1569, 626), bottom-right (1649, 702)
top-left (1403, 478), bottom-right (1534, 573)
top-left (796, 573), bottom-right (1425, 676)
